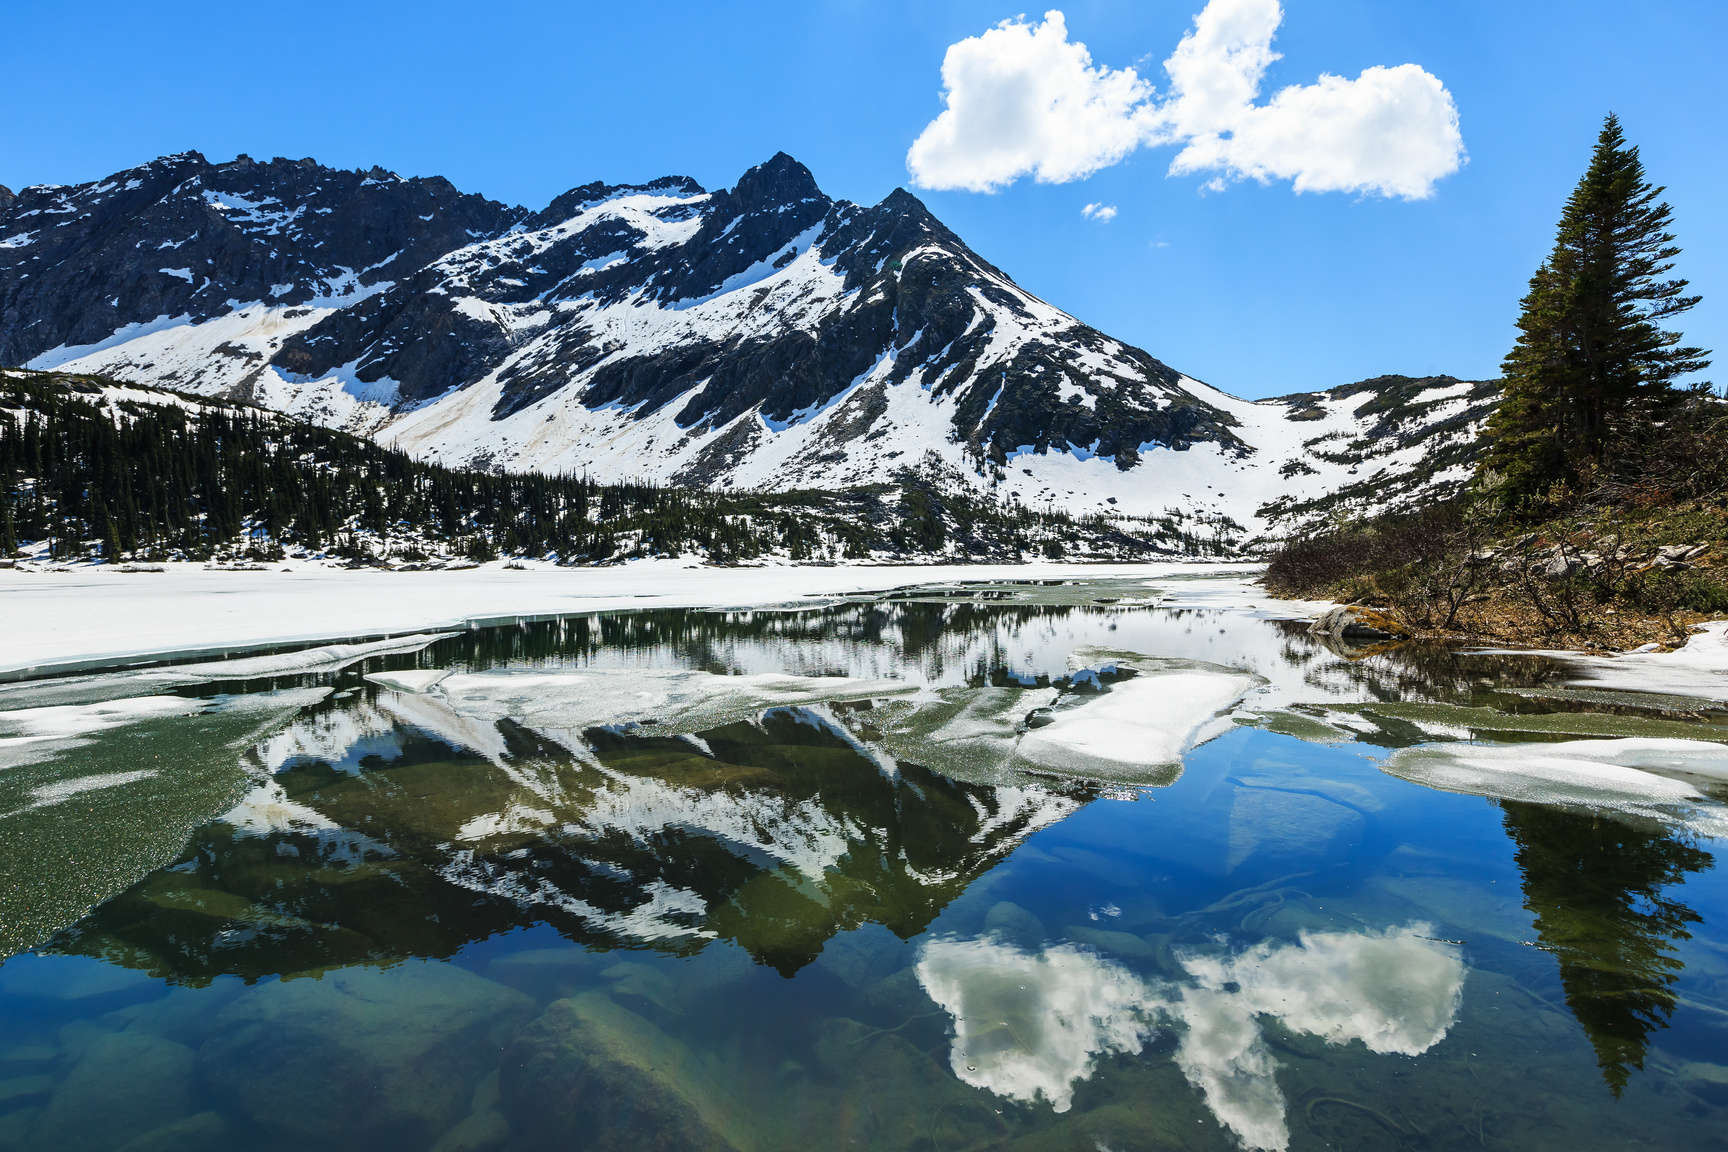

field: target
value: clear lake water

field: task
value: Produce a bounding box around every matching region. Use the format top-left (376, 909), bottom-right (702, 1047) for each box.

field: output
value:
top-left (1, 574), bottom-right (1725, 1151)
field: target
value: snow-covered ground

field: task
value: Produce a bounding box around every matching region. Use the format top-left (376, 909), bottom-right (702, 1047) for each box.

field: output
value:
top-left (0, 558), bottom-right (1264, 679)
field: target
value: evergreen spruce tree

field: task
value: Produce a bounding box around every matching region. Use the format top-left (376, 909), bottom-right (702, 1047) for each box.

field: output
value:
top-left (1480, 114), bottom-right (1709, 504)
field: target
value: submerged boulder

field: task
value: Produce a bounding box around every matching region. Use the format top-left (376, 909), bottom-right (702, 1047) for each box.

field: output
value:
top-left (198, 962), bottom-right (533, 1151)
top-left (29, 1032), bottom-right (195, 1152)
top-left (982, 900), bottom-right (1047, 950)
top-left (500, 992), bottom-right (746, 1152)
top-left (114, 1111), bottom-right (228, 1152)
top-left (812, 1017), bottom-right (1008, 1148)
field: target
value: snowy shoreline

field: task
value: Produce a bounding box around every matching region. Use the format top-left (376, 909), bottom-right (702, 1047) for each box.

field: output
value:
top-left (6, 557), bottom-right (1724, 706)
top-left (0, 558), bottom-right (1271, 680)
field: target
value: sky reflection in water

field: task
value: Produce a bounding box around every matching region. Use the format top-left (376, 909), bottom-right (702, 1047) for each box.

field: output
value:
top-left (0, 578), bottom-right (1725, 1151)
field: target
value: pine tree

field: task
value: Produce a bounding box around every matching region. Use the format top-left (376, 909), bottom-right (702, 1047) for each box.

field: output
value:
top-left (1479, 114), bottom-right (1710, 504)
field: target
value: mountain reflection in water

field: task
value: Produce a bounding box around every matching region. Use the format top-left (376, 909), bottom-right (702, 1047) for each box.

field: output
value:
top-left (58, 700), bottom-right (1087, 982)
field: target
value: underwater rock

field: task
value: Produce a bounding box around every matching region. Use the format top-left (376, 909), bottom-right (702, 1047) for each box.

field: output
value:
top-left (813, 923), bottom-right (911, 989)
top-left (485, 947), bottom-right (616, 1002)
top-left (0, 1107), bottom-right (39, 1152)
top-left (430, 1069), bottom-right (509, 1152)
top-left (0, 1075), bottom-right (52, 1108)
top-left (30, 1032), bottom-right (195, 1152)
top-left (102, 983), bottom-right (247, 1048)
top-left (0, 1046), bottom-right (57, 1071)
top-left (114, 1111), bottom-right (228, 1152)
top-left (812, 1017), bottom-right (1008, 1147)
top-left (1061, 925), bottom-right (1160, 959)
top-left (601, 961), bottom-right (682, 1019)
top-left (500, 992), bottom-right (744, 1152)
top-left (983, 900), bottom-right (1047, 949)
top-left (1225, 788), bottom-right (1365, 871)
top-left (428, 1109), bottom-right (509, 1152)
top-left (858, 966), bottom-right (936, 1021)
top-left (198, 962), bottom-right (533, 1150)
top-left (0, 956), bottom-right (156, 1002)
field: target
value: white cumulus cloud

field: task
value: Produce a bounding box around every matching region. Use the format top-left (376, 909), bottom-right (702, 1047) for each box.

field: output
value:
top-left (907, 0), bottom-right (1464, 200)
top-left (905, 11), bottom-right (1157, 193)
top-left (1081, 202), bottom-right (1118, 221)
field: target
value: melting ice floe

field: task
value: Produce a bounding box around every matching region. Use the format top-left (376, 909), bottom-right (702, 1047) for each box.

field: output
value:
top-left (1016, 659), bottom-right (1262, 781)
top-left (360, 649), bottom-right (1263, 787)
top-left (0, 687), bottom-right (332, 771)
top-left (0, 696), bottom-right (202, 754)
top-left (850, 651), bottom-right (1263, 785)
top-left (1383, 737), bottom-right (1728, 837)
top-left (363, 667), bottom-right (918, 754)
top-left (918, 925), bottom-right (1464, 1151)
top-left (1558, 620), bottom-right (1728, 703)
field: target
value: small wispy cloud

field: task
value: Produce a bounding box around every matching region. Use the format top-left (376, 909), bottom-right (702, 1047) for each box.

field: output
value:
top-left (1081, 202), bottom-right (1118, 221)
top-left (907, 1), bottom-right (1465, 200)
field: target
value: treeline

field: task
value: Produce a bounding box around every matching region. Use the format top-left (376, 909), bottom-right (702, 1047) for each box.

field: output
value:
top-left (0, 370), bottom-right (1197, 565)
top-left (1266, 115), bottom-right (1724, 647)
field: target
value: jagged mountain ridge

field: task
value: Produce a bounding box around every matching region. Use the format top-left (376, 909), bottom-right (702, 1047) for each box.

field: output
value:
top-left (1, 151), bottom-right (1494, 535)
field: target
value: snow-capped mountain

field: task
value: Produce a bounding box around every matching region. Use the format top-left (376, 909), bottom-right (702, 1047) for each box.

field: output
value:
top-left (0, 151), bottom-right (1495, 534)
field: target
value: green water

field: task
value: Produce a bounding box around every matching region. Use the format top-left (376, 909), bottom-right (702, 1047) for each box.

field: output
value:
top-left (1, 578), bottom-right (1725, 1151)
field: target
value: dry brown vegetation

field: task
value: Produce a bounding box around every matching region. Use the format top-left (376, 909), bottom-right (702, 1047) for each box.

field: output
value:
top-left (1265, 401), bottom-right (1728, 653)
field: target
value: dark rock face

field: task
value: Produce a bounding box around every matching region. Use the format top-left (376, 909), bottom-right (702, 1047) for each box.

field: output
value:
top-left (265, 152), bottom-right (1238, 459)
top-left (0, 151), bottom-right (525, 367)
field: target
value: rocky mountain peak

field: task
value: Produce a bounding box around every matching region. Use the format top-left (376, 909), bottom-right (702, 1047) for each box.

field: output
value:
top-left (533, 175), bottom-right (706, 228)
top-left (1, 150), bottom-right (1496, 539)
top-left (0, 152), bottom-right (528, 367)
top-left (729, 151), bottom-right (824, 210)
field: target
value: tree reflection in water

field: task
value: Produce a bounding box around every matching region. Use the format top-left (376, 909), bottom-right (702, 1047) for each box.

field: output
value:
top-left (1501, 801), bottom-right (1715, 1095)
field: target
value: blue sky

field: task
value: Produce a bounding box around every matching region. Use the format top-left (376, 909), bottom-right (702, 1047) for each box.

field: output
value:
top-left (3, 0), bottom-right (1722, 399)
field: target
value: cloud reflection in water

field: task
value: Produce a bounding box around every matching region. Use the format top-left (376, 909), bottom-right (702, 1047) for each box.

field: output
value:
top-left (918, 924), bottom-right (1465, 1150)
top-left (917, 937), bottom-right (1152, 1113)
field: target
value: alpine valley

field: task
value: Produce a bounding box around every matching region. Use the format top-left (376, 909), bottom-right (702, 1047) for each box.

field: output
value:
top-left (0, 151), bottom-right (1496, 542)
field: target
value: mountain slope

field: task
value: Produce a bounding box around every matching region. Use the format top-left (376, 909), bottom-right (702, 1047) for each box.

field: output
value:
top-left (4, 367), bottom-right (1211, 565)
top-left (1, 152), bottom-right (1495, 537)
